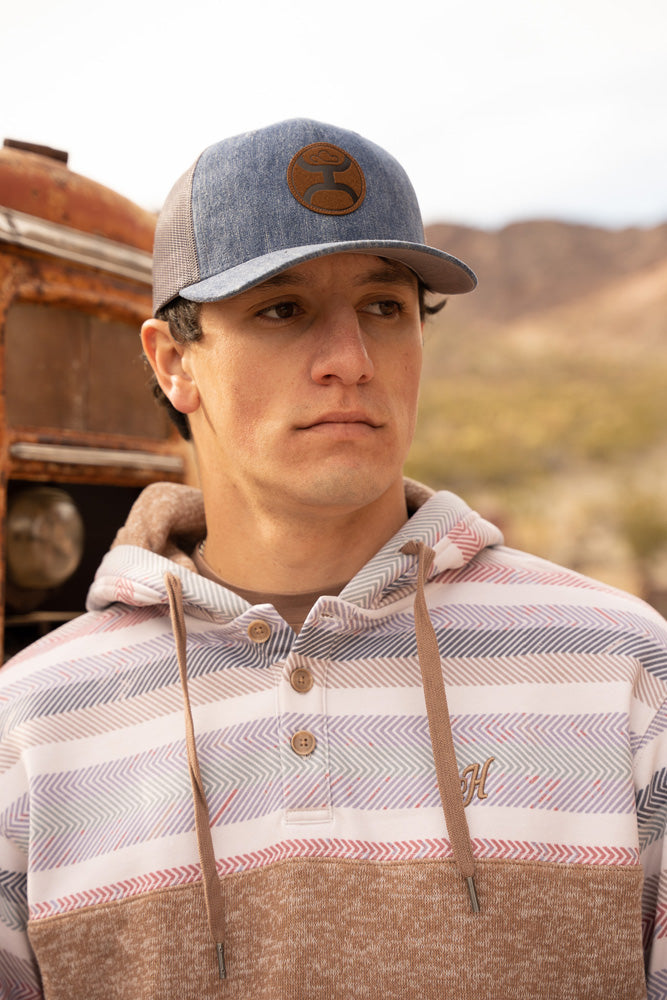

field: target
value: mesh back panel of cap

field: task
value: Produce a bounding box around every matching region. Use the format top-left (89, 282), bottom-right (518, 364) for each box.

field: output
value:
top-left (152, 161), bottom-right (200, 313)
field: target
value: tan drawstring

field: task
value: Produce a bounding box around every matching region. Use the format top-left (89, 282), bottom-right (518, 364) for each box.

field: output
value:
top-left (164, 539), bottom-right (478, 987)
top-left (165, 572), bottom-right (227, 980)
top-left (401, 541), bottom-right (480, 914)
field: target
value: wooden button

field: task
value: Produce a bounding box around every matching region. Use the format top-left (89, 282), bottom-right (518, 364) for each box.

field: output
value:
top-left (247, 620), bottom-right (271, 643)
top-left (291, 730), bottom-right (316, 756)
top-left (290, 668), bottom-right (314, 693)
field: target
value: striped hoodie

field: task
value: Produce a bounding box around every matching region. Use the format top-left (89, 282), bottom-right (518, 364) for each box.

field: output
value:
top-left (0, 479), bottom-right (666, 999)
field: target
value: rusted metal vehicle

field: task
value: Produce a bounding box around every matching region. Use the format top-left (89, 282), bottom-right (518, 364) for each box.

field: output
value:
top-left (0, 139), bottom-right (188, 659)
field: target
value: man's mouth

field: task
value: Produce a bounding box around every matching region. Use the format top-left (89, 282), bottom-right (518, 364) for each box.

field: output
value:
top-left (301, 411), bottom-right (381, 429)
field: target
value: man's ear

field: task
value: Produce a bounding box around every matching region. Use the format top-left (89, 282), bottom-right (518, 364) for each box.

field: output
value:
top-left (141, 319), bottom-right (200, 414)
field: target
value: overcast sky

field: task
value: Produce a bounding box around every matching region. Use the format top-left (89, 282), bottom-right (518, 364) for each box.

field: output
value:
top-left (2, 0), bottom-right (665, 230)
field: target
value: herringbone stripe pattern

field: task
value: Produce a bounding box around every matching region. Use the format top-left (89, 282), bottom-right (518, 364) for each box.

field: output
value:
top-left (28, 833), bottom-right (640, 921)
top-left (1, 487), bottom-right (666, 993)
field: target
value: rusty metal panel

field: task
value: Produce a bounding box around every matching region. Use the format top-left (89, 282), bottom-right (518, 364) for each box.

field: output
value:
top-left (0, 141), bottom-right (193, 661)
top-left (6, 303), bottom-right (88, 429)
top-left (5, 303), bottom-right (169, 439)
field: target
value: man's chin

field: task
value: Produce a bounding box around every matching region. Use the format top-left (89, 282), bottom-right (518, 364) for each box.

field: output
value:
top-left (282, 469), bottom-right (405, 515)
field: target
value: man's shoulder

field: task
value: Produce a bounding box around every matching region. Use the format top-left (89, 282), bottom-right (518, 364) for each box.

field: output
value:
top-left (0, 603), bottom-right (166, 703)
top-left (439, 540), bottom-right (667, 632)
top-left (472, 541), bottom-right (650, 595)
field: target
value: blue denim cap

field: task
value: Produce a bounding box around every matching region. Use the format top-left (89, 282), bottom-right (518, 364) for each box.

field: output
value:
top-left (152, 118), bottom-right (477, 313)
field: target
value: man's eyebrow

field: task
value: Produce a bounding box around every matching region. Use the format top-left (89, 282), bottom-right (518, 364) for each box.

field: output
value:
top-left (351, 261), bottom-right (418, 289)
top-left (251, 272), bottom-right (309, 291)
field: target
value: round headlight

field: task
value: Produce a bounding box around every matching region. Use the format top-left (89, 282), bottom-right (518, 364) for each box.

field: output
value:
top-left (7, 487), bottom-right (85, 590)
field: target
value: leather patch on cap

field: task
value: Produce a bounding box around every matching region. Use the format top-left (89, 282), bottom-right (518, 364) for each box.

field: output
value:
top-left (287, 142), bottom-right (366, 216)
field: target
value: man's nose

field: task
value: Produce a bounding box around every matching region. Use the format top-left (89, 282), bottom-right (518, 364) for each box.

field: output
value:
top-left (310, 307), bottom-right (375, 385)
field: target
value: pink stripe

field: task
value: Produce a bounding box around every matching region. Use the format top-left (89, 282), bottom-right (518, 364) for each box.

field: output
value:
top-left (30, 835), bottom-right (640, 920)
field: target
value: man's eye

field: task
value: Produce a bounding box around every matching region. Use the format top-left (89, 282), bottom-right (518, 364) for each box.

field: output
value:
top-left (259, 302), bottom-right (300, 320)
top-left (365, 300), bottom-right (401, 317)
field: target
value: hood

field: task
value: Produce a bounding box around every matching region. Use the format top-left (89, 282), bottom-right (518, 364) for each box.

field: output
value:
top-left (87, 479), bottom-right (503, 616)
top-left (87, 478), bottom-right (504, 978)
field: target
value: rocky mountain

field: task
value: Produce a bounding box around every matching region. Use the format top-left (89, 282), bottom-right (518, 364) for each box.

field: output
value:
top-left (425, 219), bottom-right (667, 323)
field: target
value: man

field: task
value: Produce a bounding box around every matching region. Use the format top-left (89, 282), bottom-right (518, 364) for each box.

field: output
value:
top-left (0, 119), bottom-right (665, 999)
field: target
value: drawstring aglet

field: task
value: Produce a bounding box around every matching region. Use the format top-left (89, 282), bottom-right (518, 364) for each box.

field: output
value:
top-left (216, 942), bottom-right (227, 980)
top-left (465, 875), bottom-right (480, 914)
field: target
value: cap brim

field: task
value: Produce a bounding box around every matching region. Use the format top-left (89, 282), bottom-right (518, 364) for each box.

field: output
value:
top-left (179, 240), bottom-right (477, 303)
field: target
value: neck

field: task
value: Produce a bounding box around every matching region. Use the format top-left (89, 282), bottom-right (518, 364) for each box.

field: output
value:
top-left (200, 479), bottom-right (408, 594)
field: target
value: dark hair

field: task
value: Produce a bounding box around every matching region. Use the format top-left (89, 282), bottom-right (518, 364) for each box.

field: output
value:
top-left (150, 281), bottom-right (445, 441)
top-left (150, 299), bottom-right (202, 440)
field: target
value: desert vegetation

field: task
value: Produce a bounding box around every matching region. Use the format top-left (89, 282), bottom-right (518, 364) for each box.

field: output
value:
top-left (406, 222), bottom-right (667, 611)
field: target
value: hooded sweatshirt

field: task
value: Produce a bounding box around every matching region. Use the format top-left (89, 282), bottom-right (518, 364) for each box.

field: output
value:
top-left (0, 480), bottom-right (665, 1000)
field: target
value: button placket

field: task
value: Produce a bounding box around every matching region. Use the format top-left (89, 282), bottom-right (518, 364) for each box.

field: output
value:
top-left (279, 649), bottom-right (332, 821)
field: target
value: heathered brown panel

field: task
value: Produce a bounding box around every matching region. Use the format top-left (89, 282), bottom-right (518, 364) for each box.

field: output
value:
top-left (28, 856), bottom-right (647, 1000)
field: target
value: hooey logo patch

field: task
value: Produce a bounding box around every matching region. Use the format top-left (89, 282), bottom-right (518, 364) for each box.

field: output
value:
top-left (287, 142), bottom-right (366, 215)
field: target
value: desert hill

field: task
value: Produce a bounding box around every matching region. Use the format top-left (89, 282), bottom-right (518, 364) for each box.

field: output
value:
top-left (407, 220), bottom-right (667, 610)
top-left (425, 219), bottom-right (667, 322)
top-left (505, 257), bottom-right (667, 357)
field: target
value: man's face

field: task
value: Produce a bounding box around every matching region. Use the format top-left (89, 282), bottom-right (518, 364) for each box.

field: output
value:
top-left (181, 253), bottom-right (423, 518)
